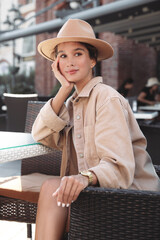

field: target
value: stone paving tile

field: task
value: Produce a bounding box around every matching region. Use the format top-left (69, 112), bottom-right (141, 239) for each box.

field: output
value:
top-left (0, 221), bottom-right (35, 240)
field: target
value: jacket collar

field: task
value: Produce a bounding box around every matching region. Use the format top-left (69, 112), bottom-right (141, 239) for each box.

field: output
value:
top-left (71, 76), bottom-right (103, 101)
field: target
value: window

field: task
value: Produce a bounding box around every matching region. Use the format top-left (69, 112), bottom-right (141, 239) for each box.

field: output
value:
top-left (23, 35), bottom-right (35, 55)
top-left (26, 0), bottom-right (33, 4)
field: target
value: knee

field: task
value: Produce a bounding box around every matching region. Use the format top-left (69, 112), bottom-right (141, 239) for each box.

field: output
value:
top-left (40, 178), bottom-right (60, 197)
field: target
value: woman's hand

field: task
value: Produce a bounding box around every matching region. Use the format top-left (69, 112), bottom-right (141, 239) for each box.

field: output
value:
top-left (50, 57), bottom-right (74, 114)
top-left (52, 174), bottom-right (89, 207)
top-left (50, 57), bottom-right (74, 115)
top-left (51, 58), bottom-right (74, 92)
top-left (148, 101), bottom-right (156, 105)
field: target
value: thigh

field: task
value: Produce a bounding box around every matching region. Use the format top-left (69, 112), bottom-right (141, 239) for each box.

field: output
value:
top-left (21, 173), bottom-right (59, 192)
top-left (40, 176), bottom-right (61, 196)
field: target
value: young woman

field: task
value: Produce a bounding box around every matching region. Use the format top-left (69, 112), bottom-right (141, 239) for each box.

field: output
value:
top-left (118, 78), bottom-right (134, 97)
top-left (137, 77), bottom-right (160, 106)
top-left (32, 19), bottom-right (160, 240)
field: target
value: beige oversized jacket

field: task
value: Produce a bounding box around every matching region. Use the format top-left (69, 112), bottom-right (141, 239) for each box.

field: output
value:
top-left (32, 77), bottom-right (160, 191)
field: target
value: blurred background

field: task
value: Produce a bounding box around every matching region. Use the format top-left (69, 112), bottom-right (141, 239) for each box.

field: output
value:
top-left (0, 0), bottom-right (160, 97)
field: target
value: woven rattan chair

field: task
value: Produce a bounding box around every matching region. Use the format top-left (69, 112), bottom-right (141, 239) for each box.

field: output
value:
top-left (70, 166), bottom-right (160, 240)
top-left (1, 101), bottom-right (159, 240)
top-left (0, 101), bottom-right (62, 239)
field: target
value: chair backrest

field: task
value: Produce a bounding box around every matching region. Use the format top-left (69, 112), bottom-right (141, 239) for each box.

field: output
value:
top-left (21, 100), bottom-right (62, 176)
top-left (25, 101), bottom-right (46, 133)
top-left (3, 93), bottom-right (38, 132)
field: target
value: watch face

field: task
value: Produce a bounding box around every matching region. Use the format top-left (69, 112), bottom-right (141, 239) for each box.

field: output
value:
top-left (80, 171), bottom-right (93, 185)
top-left (81, 171), bottom-right (90, 176)
top-left (81, 171), bottom-right (92, 178)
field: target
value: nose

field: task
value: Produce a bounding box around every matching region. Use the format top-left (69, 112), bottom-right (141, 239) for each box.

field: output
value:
top-left (66, 56), bottom-right (75, 67)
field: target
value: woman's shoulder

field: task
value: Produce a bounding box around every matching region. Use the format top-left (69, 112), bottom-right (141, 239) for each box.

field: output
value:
top-left (93, 82), bottom-right (122, 99)
top-left (92, 82), bottom-right (128, 107)
top-left (140, 86), bottom-right (149, 93)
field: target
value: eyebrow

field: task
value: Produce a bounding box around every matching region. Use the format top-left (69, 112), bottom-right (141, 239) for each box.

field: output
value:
top-left (57, 48), bottom-right (85, 55)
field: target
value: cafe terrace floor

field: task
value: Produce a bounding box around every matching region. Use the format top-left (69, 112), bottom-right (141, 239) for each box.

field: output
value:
top-left (0, 221), bottom-right (35, 240)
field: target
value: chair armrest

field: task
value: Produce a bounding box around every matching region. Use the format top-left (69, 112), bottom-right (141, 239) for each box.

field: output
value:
top-left (70, 187), bottom-right (160, 240)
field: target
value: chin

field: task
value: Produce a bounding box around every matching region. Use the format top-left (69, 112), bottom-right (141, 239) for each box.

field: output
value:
top-left (66, 77), bottom-right (76, 83)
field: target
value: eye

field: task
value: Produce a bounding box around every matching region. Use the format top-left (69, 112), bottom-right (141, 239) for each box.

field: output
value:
top-left (60, 54), bottom-right (67, 58)
top-left (75, 52), bottom-right (82, 57)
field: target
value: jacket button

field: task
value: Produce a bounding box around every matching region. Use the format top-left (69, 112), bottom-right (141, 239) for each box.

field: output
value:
top-left (76, 115), bottom-right (81, 120)
top-left (77, 134), bottom-right (81, 139)
top-left (79, 153), bottom-right (84, 158)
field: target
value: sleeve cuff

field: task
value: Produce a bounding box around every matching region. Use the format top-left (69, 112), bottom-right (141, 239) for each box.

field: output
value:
top-left (40, 99), bottom-right (70, 132)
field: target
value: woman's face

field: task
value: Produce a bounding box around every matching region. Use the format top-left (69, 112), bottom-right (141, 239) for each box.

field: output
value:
top-left (151, 85), bottom-right (158, 91)
top-left (56, 42), bottom-right (96, 91)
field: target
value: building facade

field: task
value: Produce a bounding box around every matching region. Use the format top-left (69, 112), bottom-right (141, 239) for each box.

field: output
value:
top-left (0, 0), bottom-right (158, 96)
top-left (34, 0), bottom-right (158, 97)
top-left (0, 0), bottom-right (36, 93)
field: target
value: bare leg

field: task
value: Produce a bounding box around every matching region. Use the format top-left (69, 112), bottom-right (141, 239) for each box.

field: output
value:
top-left (35, 177), bottom-right (68, 240)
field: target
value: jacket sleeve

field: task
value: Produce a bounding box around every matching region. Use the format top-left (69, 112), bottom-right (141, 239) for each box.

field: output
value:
top-left (32, 99), bottom-right (70, 150)
top-left (89, 97), bottom-right (139, 189)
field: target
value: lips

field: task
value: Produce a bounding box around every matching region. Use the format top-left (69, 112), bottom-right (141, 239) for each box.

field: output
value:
top-left (67, 69), bottom-right (78, 74)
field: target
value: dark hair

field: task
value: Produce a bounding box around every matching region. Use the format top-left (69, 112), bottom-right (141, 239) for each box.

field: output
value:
top-left (124, 78), bottom-right (134, 85)
top-left (54, 42), bottom-right (98, 62)
top-left (79, 42), bottom-right (98, 62)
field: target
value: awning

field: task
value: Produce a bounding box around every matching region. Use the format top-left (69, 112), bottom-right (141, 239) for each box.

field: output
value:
top-left (0, 0), bottom-right (159, 49)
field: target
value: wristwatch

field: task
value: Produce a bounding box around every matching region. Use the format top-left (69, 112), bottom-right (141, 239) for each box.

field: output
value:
top-left (80, 170), bottom-right (93, 186)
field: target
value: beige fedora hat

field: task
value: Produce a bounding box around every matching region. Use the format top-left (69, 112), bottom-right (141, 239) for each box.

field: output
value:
top-left (38, 19), bottom-right (114, 61)
top-left (145, 77), bottom-right (160, 87)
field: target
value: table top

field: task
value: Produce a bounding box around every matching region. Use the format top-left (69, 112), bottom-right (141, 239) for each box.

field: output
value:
top-left (0, 131), bottom-right (53, 163)
top-left (139, 103), bottom-right (160, 111)
top-left (0, 132), bottom-right (36, 150)
top-left (133, 111), bottom-right (159, 119)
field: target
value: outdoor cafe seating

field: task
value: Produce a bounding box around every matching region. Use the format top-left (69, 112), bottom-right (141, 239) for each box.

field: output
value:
top-left (127, 96), bottom-right (160, 165)
top-left (0, 101), bottom-right (62, 239)
top-left (0, 101), bottom-right (160, 239)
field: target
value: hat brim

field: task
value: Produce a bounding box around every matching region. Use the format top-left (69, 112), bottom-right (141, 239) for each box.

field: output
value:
top-left (38, 36), bottom-right (114, 61)
top-left (145, 82), bottom-right (160, 87)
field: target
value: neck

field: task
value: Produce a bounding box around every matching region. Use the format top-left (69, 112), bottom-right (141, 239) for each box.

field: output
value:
top-left (75, 74), bottom-right (93, 94)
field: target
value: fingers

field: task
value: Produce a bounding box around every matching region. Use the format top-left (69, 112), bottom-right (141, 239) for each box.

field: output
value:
top-left (66, 177), bottom-right (80, 204)
top-left (57, 177), bottom-right (69, 207)
top-left (52, 177), bottom-right (69, 207)
top-left (52, 187), bottom-right (59, 197)
top-left (51, 59), bottom-right (70, 88)
top-left (51, 59), bottom-right (74, 91)
top-left (51, 57), bottom-right (59, 74)
top-left (52, 175), bottom-right (85, 208)
top-left (71, 183), bottom-right (84, 202)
